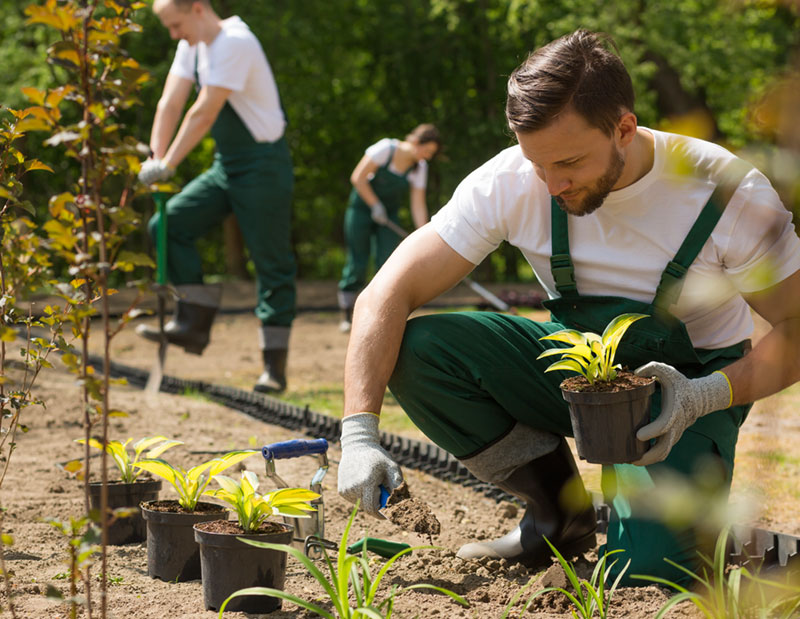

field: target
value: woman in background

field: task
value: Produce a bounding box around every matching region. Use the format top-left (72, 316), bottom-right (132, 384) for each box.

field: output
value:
top-left (337, 124), bottom-right (441, 332)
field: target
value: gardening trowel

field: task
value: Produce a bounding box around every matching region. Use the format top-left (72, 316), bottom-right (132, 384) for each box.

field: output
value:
top-left (145, 191), bottom-right (168, 395)
top-left (380, 219), bottom-right (515, 314)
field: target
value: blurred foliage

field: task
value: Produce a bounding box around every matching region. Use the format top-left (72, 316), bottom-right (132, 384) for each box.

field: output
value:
top-left (2, 0), bottom-right (798, 282)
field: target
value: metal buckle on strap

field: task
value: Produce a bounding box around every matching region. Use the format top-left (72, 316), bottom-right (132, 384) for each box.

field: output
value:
top-left (654, 261), bottom-right (688, 310)
top-left (550, 254), bottom-right (577, 292)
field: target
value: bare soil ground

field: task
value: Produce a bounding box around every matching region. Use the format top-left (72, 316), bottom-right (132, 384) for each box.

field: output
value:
top-left (2, 280), bottom-right (798, 618)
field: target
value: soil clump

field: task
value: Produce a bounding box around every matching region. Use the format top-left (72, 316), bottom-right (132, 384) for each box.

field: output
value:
top-left (382, 480), bottom-right (441, 537)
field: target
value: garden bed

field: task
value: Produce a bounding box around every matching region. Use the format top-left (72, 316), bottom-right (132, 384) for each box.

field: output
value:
top-left (2, 301), bottom-right (797, 617)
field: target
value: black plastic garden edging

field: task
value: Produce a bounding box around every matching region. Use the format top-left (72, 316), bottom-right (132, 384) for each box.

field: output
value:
top-left (87, 354), bottom-right (800, 574)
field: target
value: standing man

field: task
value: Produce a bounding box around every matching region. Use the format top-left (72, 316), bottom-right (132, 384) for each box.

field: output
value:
top-left (137, 0), bottom-right (296, 393)
top-left (336, 30), bottom-right (800, 584)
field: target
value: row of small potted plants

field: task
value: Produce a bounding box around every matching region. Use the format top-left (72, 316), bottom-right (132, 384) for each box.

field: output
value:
top-left (70, 438), bottom-right (318, 613)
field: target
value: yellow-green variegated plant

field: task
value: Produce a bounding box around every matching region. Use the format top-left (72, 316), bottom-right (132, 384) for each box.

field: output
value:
top-left (537, 313), bottom-right (648, 385)
top-left (205, 470), bottom-right (319, 534)
top-left (74, 436), bottom-right (183, 484)
top-left (134, 450), bottom-right (258, 511)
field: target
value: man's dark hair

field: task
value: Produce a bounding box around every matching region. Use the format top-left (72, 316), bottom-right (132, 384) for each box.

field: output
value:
top-left (506, 29), bottom-right (635, 136)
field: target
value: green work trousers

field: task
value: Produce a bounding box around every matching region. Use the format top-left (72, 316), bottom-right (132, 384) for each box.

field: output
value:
top-left (338, 198), bottom-right (402, 293)
top-left (148, 141), bottom-right (296, 327)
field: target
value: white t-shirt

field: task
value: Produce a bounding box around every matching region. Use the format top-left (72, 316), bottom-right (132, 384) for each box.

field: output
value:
top-left (432, 128), bottom-right (800, 349)
top-left (365, 138), bottom-right (428, 189)
top-left (169, 16), bottom-right (285, 142)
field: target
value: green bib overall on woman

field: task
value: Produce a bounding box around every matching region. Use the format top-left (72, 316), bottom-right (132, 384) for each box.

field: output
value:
top-left (148, 101), bottom-right (296, 326)
top-left (338, 145), bottom-right (411, 293)
top-left (389, 166), bottom-right (752, 585)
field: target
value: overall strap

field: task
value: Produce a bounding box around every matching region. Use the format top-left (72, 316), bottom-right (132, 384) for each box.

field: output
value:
top-left (381, 143), bottom-right (396, 171)
top-left (193, 46), bottom-right (201, 93)
top-left (653, 159), bottom-right (752, 313)
top-left (549, 198), bottom-right (578, 297)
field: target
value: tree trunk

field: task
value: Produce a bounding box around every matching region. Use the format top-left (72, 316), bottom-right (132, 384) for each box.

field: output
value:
top-left (224, 216), bottom-right (249, 279)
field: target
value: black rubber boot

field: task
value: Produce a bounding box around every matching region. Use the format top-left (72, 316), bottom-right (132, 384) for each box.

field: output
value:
top-left (136, 299), bottom-right (218, 355)
top-left (254, 349), bottom-right (287, 393)
top-left (456, 439), bottom-right (597, 567)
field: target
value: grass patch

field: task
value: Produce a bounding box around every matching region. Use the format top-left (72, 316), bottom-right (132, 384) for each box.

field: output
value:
top-left (280, 385), bottom-right (425, 439)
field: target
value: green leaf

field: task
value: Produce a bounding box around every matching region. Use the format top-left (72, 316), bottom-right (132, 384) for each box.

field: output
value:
top-left (540, 329), bottom-right (587, 346)
top-left (543, 359), bottom-right (586, 376)
top-left (134, 459), bottom-right (179, 486)
top-left (204, 450), bottom-right (257, 478)
top-left (218, 587), bottom-right (334, 619)
top-left (114, 250), bottom-right (155, 272)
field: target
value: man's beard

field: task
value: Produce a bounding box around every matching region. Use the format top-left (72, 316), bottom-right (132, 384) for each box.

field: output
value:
top-left (554, 147), bottom-right (625, 216)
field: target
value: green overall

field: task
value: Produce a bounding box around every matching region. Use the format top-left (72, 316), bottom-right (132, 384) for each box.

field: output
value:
top-left (148, 102), bottom-right (296, 326)
top-left (389, 175), bottom-right (752, 585)
top-left (338, 145), bottom-right (411, 294)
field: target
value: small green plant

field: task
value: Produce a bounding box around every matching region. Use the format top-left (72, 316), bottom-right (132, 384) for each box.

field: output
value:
top-left (205, 470), bottom-right (319, 534)
top-left (218, 503), bottom-right (469, 618)
top-left (44, 516), bottom-right (100, 619)
top-left (537, 313), bottom-right (648, 384)
top-left (503, 537), bottom-right (630, 619)
top-left (633, 527), bottom-right (800, 618)
top-left (134, 450), bottom-right (257, 511)
top-left (74, 436), bottom-right (182, 484)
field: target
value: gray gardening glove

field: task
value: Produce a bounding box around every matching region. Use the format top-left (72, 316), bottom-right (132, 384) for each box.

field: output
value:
top-left (138, 158), bottom-right (175, 185)
top-left (370, 201), bottom-right (388, 225)
top-left (338, 412), bottom-right (403, 517)
top-left (633, 362), bottom-right (732, 466)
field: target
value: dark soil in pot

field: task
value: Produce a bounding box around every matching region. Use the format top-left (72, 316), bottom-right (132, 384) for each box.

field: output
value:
top-left (194, 519), bottom-right (293, 613)
top-left (561, 371), bottom-right (656, 464)
top-left (88, 478), bottom-right (161, 545)
top-left (140, 500), bottom-right (227, 582)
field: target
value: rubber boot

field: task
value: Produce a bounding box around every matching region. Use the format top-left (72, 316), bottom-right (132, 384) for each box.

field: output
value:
top-left (456, 439), bottom-right (597, 567)
top-left (254, 348), bottom-right (287, 393)
top-left (339, 307), bottom-right (353, 333)
top-left (135, 284), bottom-right (221, 355)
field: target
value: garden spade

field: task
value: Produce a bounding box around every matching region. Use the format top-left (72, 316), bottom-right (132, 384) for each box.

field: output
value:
top-left (145, 192), bottom-right (168, 395)
top-left (381, 219), bottom-right (514, 313)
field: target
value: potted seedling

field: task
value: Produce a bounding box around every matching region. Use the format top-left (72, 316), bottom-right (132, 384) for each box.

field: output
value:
top-left (193, 470), bottom-right (319, 613)
top-left (134, 450), bottom-right (258, 582)
top-left (537, 313), bottom-right (656, 464)
top-left (72, 436), bottom-right (181, 544)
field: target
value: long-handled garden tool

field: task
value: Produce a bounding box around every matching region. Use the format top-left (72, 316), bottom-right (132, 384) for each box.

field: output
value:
top-left (381, 219), bottom-right (514, 313)
top-left (261, 438), bottom-right (411, 559)
top-left (144, 192), bottom-right (168, 395)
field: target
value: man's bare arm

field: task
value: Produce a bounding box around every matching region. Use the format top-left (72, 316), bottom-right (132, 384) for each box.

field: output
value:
top-left (725, 269), bottom-right (800, 405)
top-left (343, 224), bottom-right (474, 417)
top-left (350, 154), bottom-right (382, 207)
top-left (149, 73), bottom-right (193, 159)
top-left (162, 84), bottom-right (232, 169)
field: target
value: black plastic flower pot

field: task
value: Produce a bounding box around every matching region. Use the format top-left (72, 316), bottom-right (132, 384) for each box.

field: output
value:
top-left (88, 479), bottom-right (161, 545)
top-left (194, 520), bottom-right (293, 613)
top-left (140, 500), bottom-right (227, 582)
top-left (561, 379), bottom-right (656, 464)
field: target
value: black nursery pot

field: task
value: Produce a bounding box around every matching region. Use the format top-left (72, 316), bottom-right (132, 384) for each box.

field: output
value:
top-left (194, 520), bottom-right (293, 614)
top-left (88, 479), bottom-right (161, 545)
top-left (562, 380), bottom-right (656, 464)
top-left (140, 500), bottom-right (227, 582)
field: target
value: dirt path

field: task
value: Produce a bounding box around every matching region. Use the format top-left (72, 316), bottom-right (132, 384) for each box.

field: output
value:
top-left (2, 281), bottom-right (797, 617)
